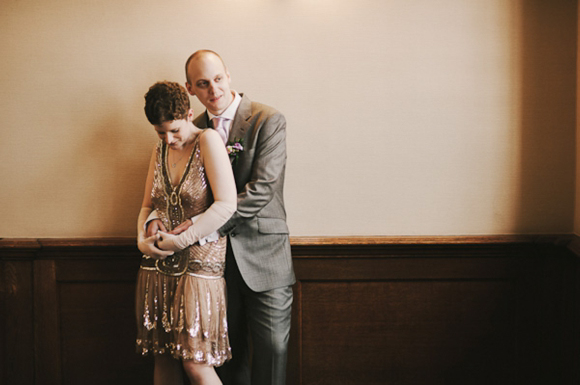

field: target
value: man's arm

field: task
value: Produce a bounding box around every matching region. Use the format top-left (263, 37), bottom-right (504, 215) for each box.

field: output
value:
top-left (157, 129), bottom-right (237, 251)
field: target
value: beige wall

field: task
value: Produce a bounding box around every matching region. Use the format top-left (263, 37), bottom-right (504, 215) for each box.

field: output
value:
top-left (0, 0), bottom-right (577, 238)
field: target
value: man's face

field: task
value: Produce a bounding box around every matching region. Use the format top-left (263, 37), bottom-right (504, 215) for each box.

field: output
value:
top-left (186, 54), bottom-right (233, 116)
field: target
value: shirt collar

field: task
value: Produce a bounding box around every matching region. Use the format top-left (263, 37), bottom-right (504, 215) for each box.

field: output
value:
top-left (207, 91), bottom-right (242, 121)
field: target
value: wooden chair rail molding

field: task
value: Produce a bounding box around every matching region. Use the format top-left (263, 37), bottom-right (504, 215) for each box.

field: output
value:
top-left (1, 233), bottom-right (578, 252)
top-left (2, 234), bottom-right (580, 385)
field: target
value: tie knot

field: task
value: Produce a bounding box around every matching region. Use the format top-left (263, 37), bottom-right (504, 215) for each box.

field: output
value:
top-left (212, 117), bottom-right (223, 128)
top-left (212, 117), bottom-right (228, 144)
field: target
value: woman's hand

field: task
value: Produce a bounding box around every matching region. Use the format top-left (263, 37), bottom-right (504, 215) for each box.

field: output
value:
top-left (156, 231), bottom-right (183, 252)
top-left (169, 219), bottom-right (193, 235)
top-left (146, 218), bottom-right (168, 237)
top-left (137, 233), bottom-right (174, 260)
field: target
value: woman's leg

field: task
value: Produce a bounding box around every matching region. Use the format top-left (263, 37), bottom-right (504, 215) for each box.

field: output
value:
top-left (182, 360), bottom-right (222, 385)
top-left (154, 354), bottom-right (184, 385)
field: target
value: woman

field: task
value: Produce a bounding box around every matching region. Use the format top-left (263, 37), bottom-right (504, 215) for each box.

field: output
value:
top-left (135, 81), bottom-right (237, 385)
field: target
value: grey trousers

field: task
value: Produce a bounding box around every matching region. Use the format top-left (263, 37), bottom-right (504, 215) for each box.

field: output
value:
top-left (217, 248), bottom-right (293, 385)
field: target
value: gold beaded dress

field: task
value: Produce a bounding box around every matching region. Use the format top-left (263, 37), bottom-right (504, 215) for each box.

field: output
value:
top-left (135, 133), bottom-right (231, 365)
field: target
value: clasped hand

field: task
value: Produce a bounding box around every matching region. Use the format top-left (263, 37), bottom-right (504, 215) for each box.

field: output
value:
top-left (137, 233), bottom-right (174, 260)
top-left (156, 231), bottom-right (181, 252)
top-left (139, 218), bottom-right (193, 259)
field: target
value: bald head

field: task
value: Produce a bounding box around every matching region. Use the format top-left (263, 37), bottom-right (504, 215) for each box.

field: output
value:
top-left (185, 50), bottom-right (227, 84)
top-left (185, 50), bottom-right (233, 116)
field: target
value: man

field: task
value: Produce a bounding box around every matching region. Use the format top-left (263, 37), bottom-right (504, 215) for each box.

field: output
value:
top-left (148, 50), bottom-right (295, 385)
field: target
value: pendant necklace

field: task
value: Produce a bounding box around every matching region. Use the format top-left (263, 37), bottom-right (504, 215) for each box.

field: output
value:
top-left (170, 142), bottom-right (192, 168)
top-left (171, 151), bottom-right (185, 168)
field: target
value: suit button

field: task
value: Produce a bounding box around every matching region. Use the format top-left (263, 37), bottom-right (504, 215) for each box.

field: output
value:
top-left (231, 232), bottom-right (236, 237)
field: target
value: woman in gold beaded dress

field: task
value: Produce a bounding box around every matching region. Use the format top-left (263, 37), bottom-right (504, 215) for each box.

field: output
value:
top-left (135, 81), bottom-right (237, 385)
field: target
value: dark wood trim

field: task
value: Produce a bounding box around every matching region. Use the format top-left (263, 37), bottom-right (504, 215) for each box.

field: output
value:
top-left (1, 234), bottom-right (577, 250)
top-left (1, 235), bottom-right (579, 385)
top-left (290, 234), bottom-right (576, 246)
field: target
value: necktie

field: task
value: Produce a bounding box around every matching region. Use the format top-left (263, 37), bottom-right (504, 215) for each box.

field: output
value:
top-left (212, 117), bottom-right (228, 144)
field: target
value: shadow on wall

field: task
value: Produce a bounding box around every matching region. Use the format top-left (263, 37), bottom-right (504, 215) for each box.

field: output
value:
top-left (516, 0), bottom-right (576, 233)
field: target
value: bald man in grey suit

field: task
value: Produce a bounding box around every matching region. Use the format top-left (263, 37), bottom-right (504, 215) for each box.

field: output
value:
top-left (148, 50), bottom-right (295, 385)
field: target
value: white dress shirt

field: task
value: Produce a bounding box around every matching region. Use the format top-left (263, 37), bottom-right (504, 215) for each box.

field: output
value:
top-left (207, 91), bottom-right (242, 143)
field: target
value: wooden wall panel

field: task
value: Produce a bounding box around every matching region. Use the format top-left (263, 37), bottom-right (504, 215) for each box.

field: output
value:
top-left (1, 236), bottom-right (579, 385)
top-left (1, 259), bottom-right (35, 385)
top-left (58, 282), bottom-right (151, 385)
top-left (52, 249), bottom-right (151, 385)
top-left (33, 259), bottom-right (61, 385)
top-left (289, 238), bottom-right (574, 385)
top-left (291, 253), bottom-right (526, 385)
top-left (301, 280), bottom-right (518, 385)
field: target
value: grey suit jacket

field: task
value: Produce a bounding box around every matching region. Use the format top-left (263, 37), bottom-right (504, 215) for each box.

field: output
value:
top-left (193, 94), bottom-right (295, 292)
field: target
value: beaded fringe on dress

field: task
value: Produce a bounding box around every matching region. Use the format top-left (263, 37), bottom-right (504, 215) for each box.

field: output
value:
top-left (135, 268), bottom-right (231, 365)
top-left (135, 268), bottom-right (179, 355)
top-left (172, 274), bottom-right (231, 365)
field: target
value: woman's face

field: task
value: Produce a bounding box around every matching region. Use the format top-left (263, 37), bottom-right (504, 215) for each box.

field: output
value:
top-left (154, 119), bottom-right (191, 150)
top-left (153, 109), bottom-right (194, 150)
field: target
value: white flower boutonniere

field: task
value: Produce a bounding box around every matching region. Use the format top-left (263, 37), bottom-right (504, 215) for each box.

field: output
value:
top-left (226, 139), bottom-right (244, 164)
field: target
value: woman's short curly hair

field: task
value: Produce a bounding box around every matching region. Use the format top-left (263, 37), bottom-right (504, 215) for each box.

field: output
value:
top-left (144, 81), bottom-right (190, 125)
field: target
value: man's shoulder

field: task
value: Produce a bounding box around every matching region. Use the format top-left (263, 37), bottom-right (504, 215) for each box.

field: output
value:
top-left (193, 111), bottom-right (208, 126)
top-left (251, 100), bottom-right (278, 114)
top-left (240, 94), bottom-right (283, 119)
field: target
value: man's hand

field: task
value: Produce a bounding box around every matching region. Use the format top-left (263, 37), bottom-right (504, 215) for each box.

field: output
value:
top-left (146, 219), bottom-right (167, 237)
top-left (169, 219), bottom-right (193, 235)
top-left (137, 233), bottom-right (174, 260)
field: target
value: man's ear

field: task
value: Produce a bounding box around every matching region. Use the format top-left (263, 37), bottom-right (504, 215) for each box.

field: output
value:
top-left (185, 82), bottom-right (195, 96)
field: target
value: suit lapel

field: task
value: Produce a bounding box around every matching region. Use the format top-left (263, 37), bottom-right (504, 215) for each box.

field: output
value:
top-left (197, 111), bottom-right (211, 129)
top-left (226, 94), bottom-right (252, 179)
top-left (196, 95), bottom-right (251, 178)
top-left (228, 94), bottom-right (252, 143)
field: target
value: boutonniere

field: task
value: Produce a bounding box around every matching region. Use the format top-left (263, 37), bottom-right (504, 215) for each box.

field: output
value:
top-left (226, 139), bottom-right (244, 164)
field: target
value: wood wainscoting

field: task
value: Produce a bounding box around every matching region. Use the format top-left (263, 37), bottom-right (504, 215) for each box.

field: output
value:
top-left (1, 236), bottom-right (580, 385)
